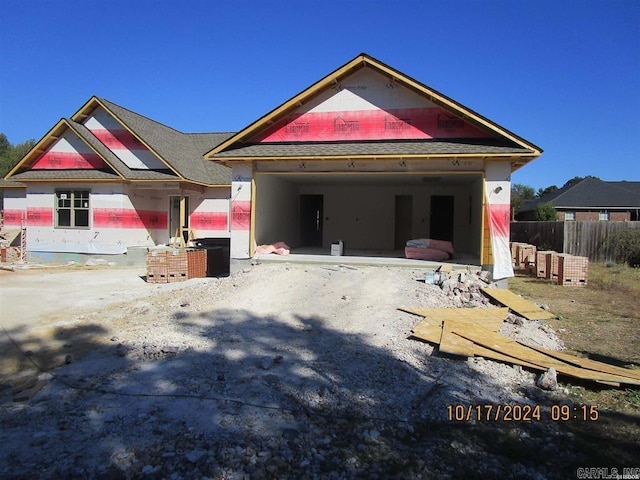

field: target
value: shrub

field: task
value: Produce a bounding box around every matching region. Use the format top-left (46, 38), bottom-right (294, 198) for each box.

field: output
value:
top-left (533, 202), bottom-right (558, 221)
top-left (607, 228), bottom-right (640, 268)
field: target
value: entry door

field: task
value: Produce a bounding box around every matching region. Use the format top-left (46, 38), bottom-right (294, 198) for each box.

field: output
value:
top-left (169, 195), bottom-right (189, 241)
top-left (299, 195), bottom-right (323, 247)
top-left (394, 195), bottom-right (413, 249)
top-left (430, 195), bottom-right (454, 241)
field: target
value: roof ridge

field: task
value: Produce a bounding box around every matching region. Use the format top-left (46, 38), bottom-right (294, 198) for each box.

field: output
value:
top-left (543, 177), bottom-right (595, 204)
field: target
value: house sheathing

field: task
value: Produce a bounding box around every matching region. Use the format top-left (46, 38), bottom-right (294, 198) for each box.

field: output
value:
top-left (4, 54), bottom-right (540, 279)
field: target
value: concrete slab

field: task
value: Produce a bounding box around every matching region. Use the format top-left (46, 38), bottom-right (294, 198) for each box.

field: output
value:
top-left (255, 248), bottom-right (481, 271)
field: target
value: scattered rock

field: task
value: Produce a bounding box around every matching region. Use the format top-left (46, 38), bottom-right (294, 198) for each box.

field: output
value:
top-left (537, 368), bottom-right (558, 391)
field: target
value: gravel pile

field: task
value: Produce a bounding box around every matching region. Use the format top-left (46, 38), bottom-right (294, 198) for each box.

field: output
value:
top-left (1, 262), bottom-right (581, 479)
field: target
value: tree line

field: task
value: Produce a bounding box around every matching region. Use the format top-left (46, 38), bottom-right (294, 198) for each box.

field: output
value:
top-left (0, 133), bottom-right (36, 178)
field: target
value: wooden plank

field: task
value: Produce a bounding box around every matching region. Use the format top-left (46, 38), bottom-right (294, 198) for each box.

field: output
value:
top-left (469, 338), bottom-right (545, 370)
top-left (439, 321), bottom-right (476, 357)
top-left (480, 288), bottom-right (557, 320)
top-left (453, 325), bottom-right (640, 386)
top-left (400, 307), bottom-right (508, 331)
top-left (410, 320), bottom-right (442, 344)
top-left (525, 344), bottom-right (640, 381)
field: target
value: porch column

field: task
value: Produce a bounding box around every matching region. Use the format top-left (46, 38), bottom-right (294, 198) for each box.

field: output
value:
top-left (484, 161), bottom-right (514, 280)
top-left (230, 163), bottom-right (253, 259)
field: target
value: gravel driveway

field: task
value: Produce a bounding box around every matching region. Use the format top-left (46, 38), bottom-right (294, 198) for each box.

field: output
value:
top-left (0, 262), bottom-right (581, 479)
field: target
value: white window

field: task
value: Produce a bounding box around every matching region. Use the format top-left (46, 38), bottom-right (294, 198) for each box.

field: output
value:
top-left (599, 211), bottom-right (609, 221)
top-left (55, 190), bottom-right (90, 228)
top-left (564, 211), bottom-right (575, 221)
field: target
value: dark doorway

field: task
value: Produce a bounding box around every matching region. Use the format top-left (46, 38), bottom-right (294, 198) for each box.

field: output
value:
top-left (299, 195), bottom-right (323, 247)
top-left (430, 195), bottom-right (454, 241)
top-left (394, 195), bottom-right (413, 249)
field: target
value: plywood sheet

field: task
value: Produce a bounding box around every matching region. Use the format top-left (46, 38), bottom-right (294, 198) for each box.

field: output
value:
top-left (453, 325), bottom-right (640, 386)
top-left (525, 344), bottom-right (640, 382)
top-left (399, 307), bottom-right (508, 331)
top-left (470, 340), bottom-right (545, 370)
top-left (410, 321), bottom-right (442, 345)
top-left (439, 321), bottom-right (476, 357)
top-left (480, 288), bottom-right (557, 320)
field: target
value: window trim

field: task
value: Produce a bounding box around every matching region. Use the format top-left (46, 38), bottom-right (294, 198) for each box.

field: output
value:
top-left (564, 211), bottom-right (575, 221)
top-left (599, 211), bottom-right (610, 221)
top-left (55, 189), bottom-right (91, 229)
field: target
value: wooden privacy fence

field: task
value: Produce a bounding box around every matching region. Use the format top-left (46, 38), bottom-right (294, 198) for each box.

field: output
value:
top-left (510, 221), bottom-right (640, 262)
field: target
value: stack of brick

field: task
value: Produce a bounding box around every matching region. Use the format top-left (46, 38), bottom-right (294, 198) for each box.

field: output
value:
top-left (508, 242), bottom-right (589, 286)
top-left (146, 248), bottom-right (207, 283)
top-left (167, 249), bottom-right (188, 283)
top-left (186, 249), bottom-right (206, 279)
top-left (557, 254), bottom-right (589, 286)
top-left (146, 250), bottom-right (170, 283)
top-left (515, 243), bottom-right (537, 273)
top-left (510, 242), bottom-right (524, 268)
top-left (535, 250), bottom-right (556, 279)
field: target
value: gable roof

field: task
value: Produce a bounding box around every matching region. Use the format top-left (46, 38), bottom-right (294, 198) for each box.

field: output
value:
top-left (6, 97), bottom-right (232, 186)
top-left (205, 53), bottom-right (542, 169)
top-left (521, 178), bottom-right (640, 212)
top-left (91, 98), bottom-right (232, 185)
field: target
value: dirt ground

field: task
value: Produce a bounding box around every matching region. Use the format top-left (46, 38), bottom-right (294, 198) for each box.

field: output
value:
top-left (0, 262), bottom-right (636, 479)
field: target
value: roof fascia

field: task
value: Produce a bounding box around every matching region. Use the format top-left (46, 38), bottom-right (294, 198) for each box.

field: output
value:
top-left (215, 152), bottom-right (535, 166)
top-left (9, 178), bottom-right (123, 183)
top-left (205, 53), bottom-right (542, 159)
top-left (72, 97), bottom-right (185, 180)
top-left (6, 119), bottom-right (67, 178)
top-left (6, 118), bottom-right (126, 181)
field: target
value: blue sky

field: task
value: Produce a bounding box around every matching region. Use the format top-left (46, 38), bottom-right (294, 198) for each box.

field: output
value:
top-left (1, 0), bottom-right (638, 190)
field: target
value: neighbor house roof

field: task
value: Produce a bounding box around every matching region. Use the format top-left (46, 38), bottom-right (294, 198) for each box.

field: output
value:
top-left (205, 53), bottom-right (542, 169)
top-left (521, 178), bottom-right (640, 212)
top-left (6, 97), bottom-right (233, 187)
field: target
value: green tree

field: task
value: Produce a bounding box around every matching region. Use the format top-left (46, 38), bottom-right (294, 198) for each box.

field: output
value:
top-left (536, 185), bottom-right (558, 198)
top-left (533, 202), bottom-right (558, 221)
top-left (0, 133), bottom-right (35, 177)
top-left (561, 175), bottom-right (600, 189)
top-left (511, 183), bottom-right (535, 220)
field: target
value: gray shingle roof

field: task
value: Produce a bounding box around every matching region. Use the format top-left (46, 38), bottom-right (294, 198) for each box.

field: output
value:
top-left (521, 178), bottom-right (640, 211)
top-left (10, 169), bottom-right (123, 180)
top-left (66, 120), bottom-right (179, 181)
top-left (0, 179), bottom-right (26, 188)
top-left (609, 181), bottom-right (640, 196)
top-left (99, 99), bottom-right (232, 185)
top-left (211, 139), bottom-right (531, 159)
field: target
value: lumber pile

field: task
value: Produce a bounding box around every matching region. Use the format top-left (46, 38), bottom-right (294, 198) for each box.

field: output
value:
top-left (401, 302), bottom-right (640, 388)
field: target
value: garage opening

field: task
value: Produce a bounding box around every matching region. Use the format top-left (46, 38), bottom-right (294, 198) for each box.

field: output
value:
top-left (254, 172), bottom-right (483, 265)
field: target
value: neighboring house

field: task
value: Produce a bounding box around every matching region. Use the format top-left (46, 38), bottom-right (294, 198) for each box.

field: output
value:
top-left (4, 53), bottom-right (543, 279)
top-left (517, 178), bottom-right (640, 221)
top-left (4, 97), bottom-right (232, 261)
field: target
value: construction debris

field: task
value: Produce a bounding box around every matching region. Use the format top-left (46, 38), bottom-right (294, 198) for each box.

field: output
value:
top-left (404, 304), bottom-right (640, 388)
top-left (480, 287), bottom-right (557, 320)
